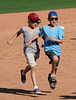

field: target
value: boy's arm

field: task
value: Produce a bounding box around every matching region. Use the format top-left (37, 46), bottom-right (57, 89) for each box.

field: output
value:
top-left (26, 34), bottom-right (40, 47)
top-left (54, 38), bottom-right (63, 43)
top-left (48, 36), bottom-right (63, 44)
top-left (7, 31), bottom-right (21, 45)
top-left (30, 34), bottom-right (40, 42)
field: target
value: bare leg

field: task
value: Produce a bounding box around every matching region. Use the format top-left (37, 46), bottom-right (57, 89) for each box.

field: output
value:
top-left (55, 67), bottom-right (58, 75)
top-left (24, 65), bottom-right (31, 74)
top-left (22, 65), bottom-right (37, 86)
top-left (31, 66), bottom-right (37, 86)
top-left (51, 55), bottom-right (58, 77)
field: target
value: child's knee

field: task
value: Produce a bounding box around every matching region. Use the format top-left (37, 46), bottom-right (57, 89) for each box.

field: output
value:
top-left (31, 66), bottom-right (36, 71)
top-left (53, 56), bottom-right (58, 63)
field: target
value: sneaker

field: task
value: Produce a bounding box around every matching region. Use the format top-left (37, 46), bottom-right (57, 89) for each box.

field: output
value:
top-left (34, 88), bottom-right (41, 94)
top-left (21, 69), bottom-right (26, 83)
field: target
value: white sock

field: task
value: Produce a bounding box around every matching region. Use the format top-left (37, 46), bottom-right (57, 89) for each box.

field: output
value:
top-left (34, 86), bottom-right (38, 90)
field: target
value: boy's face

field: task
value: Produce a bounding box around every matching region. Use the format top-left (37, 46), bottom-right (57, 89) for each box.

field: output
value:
top-left (48, 16), bottom-right (58, 26)
top-left (28, 19), bottom-right (39, 28)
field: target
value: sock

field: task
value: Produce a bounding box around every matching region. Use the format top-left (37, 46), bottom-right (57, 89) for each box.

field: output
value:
top-left (34, 86), bottom-right (38, 90)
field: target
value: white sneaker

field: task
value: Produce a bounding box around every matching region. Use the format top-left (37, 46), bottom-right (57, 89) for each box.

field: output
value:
top-left (34, 88), bottom-right (41, 94)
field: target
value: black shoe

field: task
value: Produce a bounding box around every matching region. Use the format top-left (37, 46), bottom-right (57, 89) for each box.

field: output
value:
top-left (21, 69), bottom-right (26, 83)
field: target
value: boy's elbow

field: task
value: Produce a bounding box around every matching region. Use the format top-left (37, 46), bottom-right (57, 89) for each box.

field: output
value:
top-left (17, 31), bottom-right (21, 37)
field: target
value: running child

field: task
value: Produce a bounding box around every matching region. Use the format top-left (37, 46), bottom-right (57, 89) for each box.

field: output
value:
top-left (39, 11), bottom-right (64, 89)
top-left (7, 13), bottom-right (41, 94)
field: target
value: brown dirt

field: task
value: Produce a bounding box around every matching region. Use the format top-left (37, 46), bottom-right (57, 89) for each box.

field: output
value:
top-left (0, 8), bottom-right (76, 100)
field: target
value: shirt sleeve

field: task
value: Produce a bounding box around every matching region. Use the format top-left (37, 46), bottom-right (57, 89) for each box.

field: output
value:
top-left (39, 27), bottom-right (45, 37)
top-left (58, 27), bottom-right (64, 39)
top-left (37, 27), bottom-right (42, 35)
top-left (19, 27), bottom-right (24, 33)
top-left (39, 27), bottom-right (41, 32)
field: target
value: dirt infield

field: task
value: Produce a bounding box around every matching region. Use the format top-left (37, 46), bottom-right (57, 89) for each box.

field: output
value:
top-left (0, 8), bottom-right (76, 100)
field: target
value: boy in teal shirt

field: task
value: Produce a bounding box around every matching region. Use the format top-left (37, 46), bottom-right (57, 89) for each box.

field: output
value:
top-left (39, 11), bottom-right (64, 89)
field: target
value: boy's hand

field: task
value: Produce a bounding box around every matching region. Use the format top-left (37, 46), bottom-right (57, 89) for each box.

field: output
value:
top-left (26, 41), bottom-right (31, 47)
top-left (48, 36), bottom-right (56, 41)
top-left (7, 41), bottom-right (12, 45)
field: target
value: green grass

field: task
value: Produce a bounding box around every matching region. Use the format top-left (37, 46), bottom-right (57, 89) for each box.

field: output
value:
top-left (0, 0), bottom-right (76, 14)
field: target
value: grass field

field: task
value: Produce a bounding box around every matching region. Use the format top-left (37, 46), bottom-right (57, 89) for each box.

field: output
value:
top-left (0, 0), bottom-right (76, 14)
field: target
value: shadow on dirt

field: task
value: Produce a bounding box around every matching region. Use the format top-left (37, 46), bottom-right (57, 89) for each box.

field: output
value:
top-left (70, 38), bottom-right (76, 40)
top-left (60, 95), bottom-right (76, 99)
top-left (72, 92), bottom-right (76, 94)
top-left (0, 88), bottom-right (51, 97)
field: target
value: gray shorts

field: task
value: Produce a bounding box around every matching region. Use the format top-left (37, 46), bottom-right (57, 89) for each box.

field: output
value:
top-left (45, 50), bottom-right (60, 67)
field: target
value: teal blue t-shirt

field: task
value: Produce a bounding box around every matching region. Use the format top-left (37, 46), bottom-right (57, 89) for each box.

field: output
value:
top-left (39, 25), bottom-right (64, 56)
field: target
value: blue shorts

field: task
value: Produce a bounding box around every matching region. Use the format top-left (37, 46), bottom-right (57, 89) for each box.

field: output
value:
top-left (45, 50), bottom-right (60, 67)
